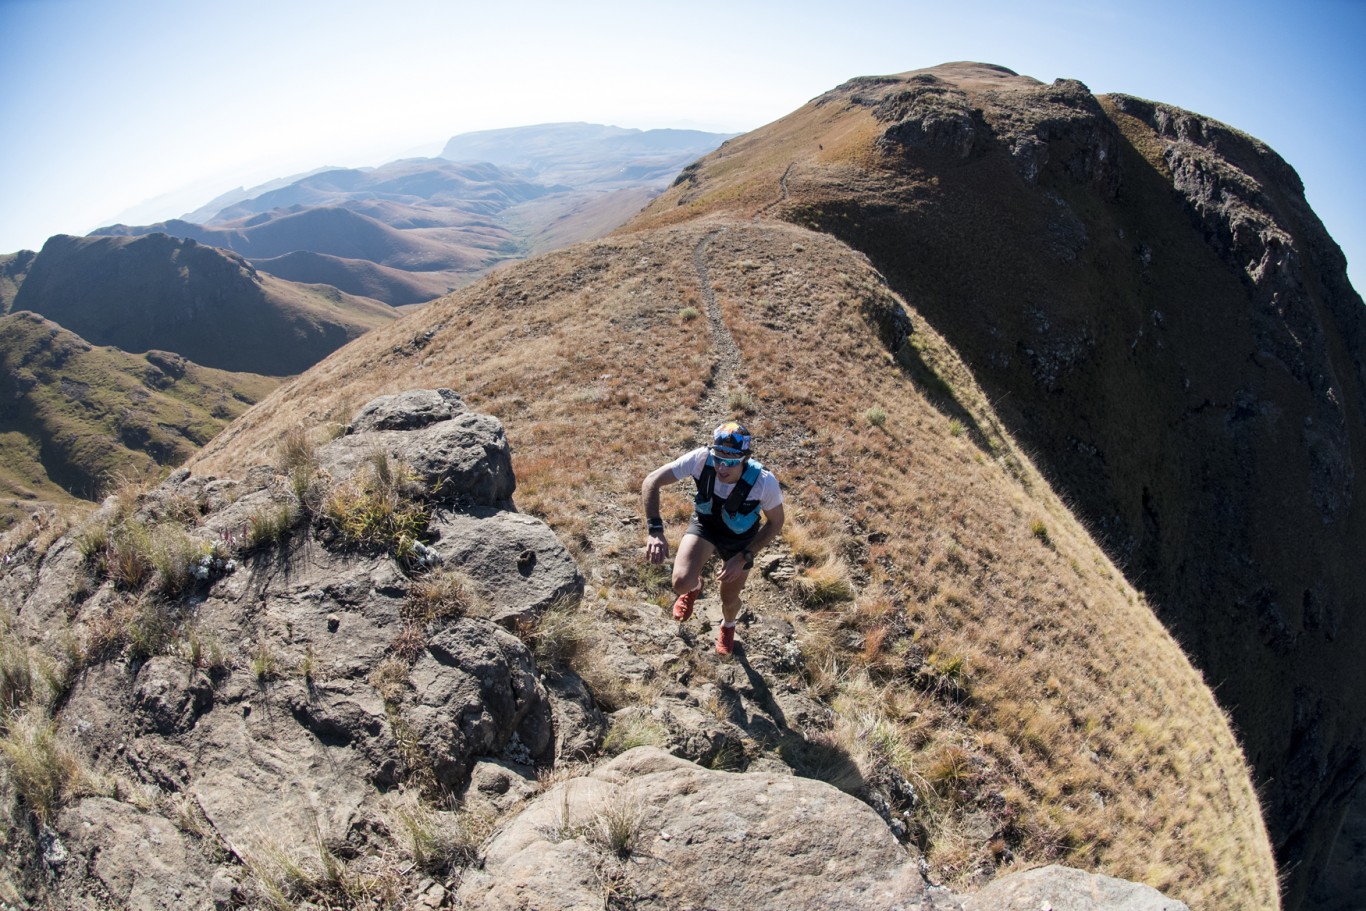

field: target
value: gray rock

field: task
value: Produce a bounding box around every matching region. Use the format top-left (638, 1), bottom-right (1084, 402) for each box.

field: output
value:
top-left (543, 670), bottom-right (607, 763)
top-left (961, 864), bottom-right (1189, 911)
top-left (132, 655), bottom-right (214, 736)
top-left (458, 746), bottom-right (938, 911)
top-left (54, 798), bottom-right (214, 911)
top-left (348, 388), bottom-right (466, 433)
top-left (319, 410), bottom-right (515, 509)
top-left (427, 510), bottom-right (584, 624)
top-left (398, 619), bottom-right (554, 791)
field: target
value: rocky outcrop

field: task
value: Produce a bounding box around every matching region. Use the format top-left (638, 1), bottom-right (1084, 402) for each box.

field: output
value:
top-left (0, 391), bottom-right (580, 907)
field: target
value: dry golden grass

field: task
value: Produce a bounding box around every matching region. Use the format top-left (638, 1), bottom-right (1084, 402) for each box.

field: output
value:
top-left (184, 213), bottom-right (1278, 909)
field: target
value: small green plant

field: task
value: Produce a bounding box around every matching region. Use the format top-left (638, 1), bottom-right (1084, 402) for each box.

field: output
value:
top-left (864, 406), bottom-right (887, 427)
top-left (948, 418), bottom-right (965, 437)
top-left (678, 306), bottom-right (701, 321)
top-left (246, 504), bottom-right (296, 552)
top-left (1030, 519), bottom-right (1051, 546)
top-left (251, 639), bottom-right (280, 682)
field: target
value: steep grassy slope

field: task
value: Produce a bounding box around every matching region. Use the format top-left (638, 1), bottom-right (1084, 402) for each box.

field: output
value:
top-left (191, 221), bottom-right (1279, 909)
top-left (0, 311), bottom-right (278, 525)
top-left (631, 62), bottom-right (1365, 909)
top-left (12, 233), bottom-right (397, 376)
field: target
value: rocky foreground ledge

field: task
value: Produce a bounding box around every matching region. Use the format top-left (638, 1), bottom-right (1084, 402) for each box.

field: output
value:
top-left (1, 390), bottom-right (1185, 910)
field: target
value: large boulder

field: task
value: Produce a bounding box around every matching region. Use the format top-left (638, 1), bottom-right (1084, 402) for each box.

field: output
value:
top-left (961, 865), bottom-right (1190, 911)
top-left (457, 747), bottom-right (946, 911)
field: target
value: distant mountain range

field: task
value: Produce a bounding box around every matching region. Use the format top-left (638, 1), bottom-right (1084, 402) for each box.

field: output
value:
top-left (89, 125), bottom-right (734, 306)
top-left (0, 123), bottom-right (731, 520)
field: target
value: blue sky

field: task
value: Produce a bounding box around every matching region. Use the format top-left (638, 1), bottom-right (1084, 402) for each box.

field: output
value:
top-left (2, 0), bottom-right (1363, 290)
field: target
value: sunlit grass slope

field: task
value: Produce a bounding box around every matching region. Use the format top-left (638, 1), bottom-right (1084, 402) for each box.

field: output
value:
top-left (191, 219), bottom-right (1278, 909)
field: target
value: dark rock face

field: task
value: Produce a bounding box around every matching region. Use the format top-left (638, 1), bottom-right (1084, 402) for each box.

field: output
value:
top-left (796, 65), bottom-right (1366, 909)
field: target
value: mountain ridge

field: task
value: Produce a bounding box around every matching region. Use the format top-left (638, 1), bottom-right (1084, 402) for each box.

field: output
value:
top-left (629, 61), bottom-right (1365, 910)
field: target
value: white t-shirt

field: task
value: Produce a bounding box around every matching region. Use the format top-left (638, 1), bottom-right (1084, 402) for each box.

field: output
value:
top-left (666, 447), bottom-right (784, 512)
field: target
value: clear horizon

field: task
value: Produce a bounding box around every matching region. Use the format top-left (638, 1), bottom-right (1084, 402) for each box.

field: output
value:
top-left (2, 0), bottom-right (1363, 290)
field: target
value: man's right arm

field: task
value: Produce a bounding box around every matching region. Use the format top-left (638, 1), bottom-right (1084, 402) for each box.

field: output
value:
top-left (641, 465), bottom-right (676, 563)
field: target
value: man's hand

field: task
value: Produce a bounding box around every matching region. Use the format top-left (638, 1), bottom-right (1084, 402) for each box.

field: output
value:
top-left (645, 533), bottom-right (670, 565)
top-left (717, 551), bottom-right (749, 583)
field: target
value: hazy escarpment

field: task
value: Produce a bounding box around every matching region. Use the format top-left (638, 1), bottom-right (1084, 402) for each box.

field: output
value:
top-left (632, 61), bottom-right (1364, 909)
top-left (12, 232), bottom-right (396, 376)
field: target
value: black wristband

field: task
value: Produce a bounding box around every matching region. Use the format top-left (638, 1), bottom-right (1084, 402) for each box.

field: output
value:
top-left (742, 549), bottom-right (755, 569)
top-left (647, 518), bottom-right (664, 535)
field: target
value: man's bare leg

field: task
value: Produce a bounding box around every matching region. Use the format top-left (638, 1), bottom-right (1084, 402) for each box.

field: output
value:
top-left (672, 533), bottom-right (715, 596)
top-left (717, 567), bottom-right (750, 624)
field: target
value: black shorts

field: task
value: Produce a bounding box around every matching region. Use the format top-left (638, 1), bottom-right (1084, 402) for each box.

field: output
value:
top-left (684, 516), bottom-right (758, 561)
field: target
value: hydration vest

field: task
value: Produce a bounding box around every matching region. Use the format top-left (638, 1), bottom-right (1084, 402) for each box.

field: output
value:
top-left (694, 455), bottom-right (765, 535)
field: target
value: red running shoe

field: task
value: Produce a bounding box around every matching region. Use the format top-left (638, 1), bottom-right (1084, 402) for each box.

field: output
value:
top-left (672, 585), bottom-right (700, 621)
top-left (716, 623), bottom-right (736, 656)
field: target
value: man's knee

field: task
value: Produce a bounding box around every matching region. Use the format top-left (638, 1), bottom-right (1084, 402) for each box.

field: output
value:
top-left (673, 567), bottom-right (701, 593)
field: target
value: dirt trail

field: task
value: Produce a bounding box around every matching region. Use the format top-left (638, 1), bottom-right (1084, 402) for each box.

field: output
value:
top-left (756, 162), bottom-right (795, 220)
top-left (692, 228), bottom-right (744, 433)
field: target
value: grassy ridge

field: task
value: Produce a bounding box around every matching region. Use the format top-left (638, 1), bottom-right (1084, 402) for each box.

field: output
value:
top-left (0, 311), bottom-right (278, 527)
top-left (188, 221), bottom-right (1278, 908)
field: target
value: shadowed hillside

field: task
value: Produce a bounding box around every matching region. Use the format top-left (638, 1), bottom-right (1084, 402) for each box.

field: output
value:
top-left (630, 62), bottom-right (1365, 910)
top-left (0, 251), bottom-right (37, 313)
top-left (0, 311), bottom-right (277, 524)
top-left (189, 218), bottom-right (1279, 909)
top-left (12, 233), bottom-right (397, 376)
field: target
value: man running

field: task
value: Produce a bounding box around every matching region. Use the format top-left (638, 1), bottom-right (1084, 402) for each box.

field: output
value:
top-left (642, 421), bottom-right (785, 655)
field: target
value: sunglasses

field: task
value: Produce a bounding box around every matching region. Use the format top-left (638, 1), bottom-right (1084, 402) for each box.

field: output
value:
top-left (712, 450), bottom-right (746, 467)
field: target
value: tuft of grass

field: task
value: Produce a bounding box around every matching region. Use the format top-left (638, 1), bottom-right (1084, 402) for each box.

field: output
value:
top-left (590, 795), bottom-right (644, 859)
top-left (321, 460), bottom-right (429, 558)
top-left (727, 389), bottom-right (755, 414)
top-left (391, 792), bottom-right (491, 873)
top-left (1029, 519), bottom-right (1051, 546)
top-left (406, 570), bottom-right (481, 624)
top-left (246, 504), bottom-right (296, 552)
top-left (948, 418), bottom-right (965, 437)
top-left (678, 306), bottom-right (701, 321)
top-left (602, 711), bottom-right (670, 756)
top-left (792, 558), bottom-right (856, 608)
top-left (525, 598), bottom-right (593, 670)
top-left (369, 657), bottom-right (411, 703)
top-left (0, 708), bottom-right (84, 823)
top-left (865, 406), bottom-right (887, 427)
top-left (251, 639), bottom-right (280, 682)
top-left (126, 601), bottom-right (177, 662)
